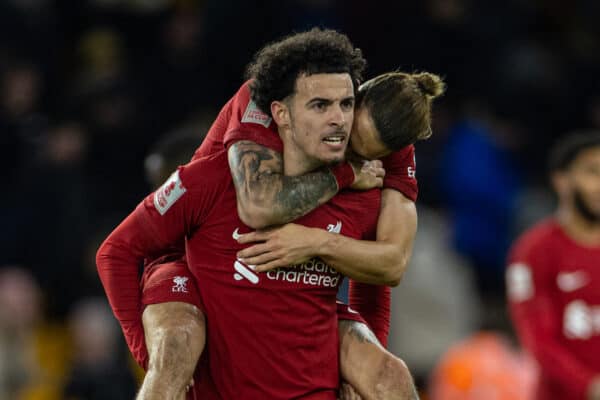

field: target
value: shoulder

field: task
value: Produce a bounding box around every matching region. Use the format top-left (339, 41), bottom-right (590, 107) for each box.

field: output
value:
top-left (506, 219), bottom-right (561, 302)
top-left (178, 150), bottom-right (232, 192)
top-left (223, 81), bottom-right (282, 151)
top-left (509, 218), bottom-right (560, 267)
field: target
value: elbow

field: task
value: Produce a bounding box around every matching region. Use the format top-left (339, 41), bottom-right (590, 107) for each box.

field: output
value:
top-left (384, 270), bottom-right (403, 287)
top-left (382, 257), bottom-right (409, 287)
top-left (95, 240), bottom-right (110, 276)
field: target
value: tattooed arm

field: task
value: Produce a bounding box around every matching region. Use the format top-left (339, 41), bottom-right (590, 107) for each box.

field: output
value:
top-left (228, 141), bottom-right (383, 229)
top-left (228, 141), bottom-right (338, 228)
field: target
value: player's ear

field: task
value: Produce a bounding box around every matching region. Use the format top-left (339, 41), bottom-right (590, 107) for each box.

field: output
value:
top-left (271, 101), bottom-right (290, 128)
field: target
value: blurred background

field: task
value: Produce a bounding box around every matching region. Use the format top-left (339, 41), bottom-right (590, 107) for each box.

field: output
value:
top-left (1, 0), bottom-right (599, 398)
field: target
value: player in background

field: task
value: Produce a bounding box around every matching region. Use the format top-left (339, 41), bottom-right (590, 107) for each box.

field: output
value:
top-left (98, 29), bottom-right (444, 399)
top-left (506, 131), bottom-right (600, 400)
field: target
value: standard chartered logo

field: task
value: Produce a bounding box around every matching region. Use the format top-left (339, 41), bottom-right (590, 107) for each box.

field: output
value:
top-left (266, 258), bottom-right (340, 287)
top-left (232, 223), bottom-right (341, 287)
top-left (233, 257), bottom-right (340, 287)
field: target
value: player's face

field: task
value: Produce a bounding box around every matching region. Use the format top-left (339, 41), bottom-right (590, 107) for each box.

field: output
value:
top-left (568, 147), bottom-right (600, 221)
top-left (286, 73), bottom-right (355, 166)
top-left (350, 105), bottom-right (390, 159)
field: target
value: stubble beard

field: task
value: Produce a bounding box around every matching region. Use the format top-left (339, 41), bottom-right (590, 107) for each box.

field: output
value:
top-left (573, 189), bottom-right (600, 225)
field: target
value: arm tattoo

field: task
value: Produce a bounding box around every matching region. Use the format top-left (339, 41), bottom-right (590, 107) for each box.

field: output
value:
top-left (228, 141), bottom-right (339, 224)
top-left (340, 320), bottom-right (381, 346)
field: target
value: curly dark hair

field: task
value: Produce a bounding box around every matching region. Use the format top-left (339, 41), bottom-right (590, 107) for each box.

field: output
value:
top-left (245, 28), bottom-right (366, 117)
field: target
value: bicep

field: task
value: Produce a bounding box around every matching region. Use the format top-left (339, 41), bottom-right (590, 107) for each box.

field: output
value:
top-left (227, 140), bottom-right (284, 191)
top-left (227, 140), bottom-right (284, 226)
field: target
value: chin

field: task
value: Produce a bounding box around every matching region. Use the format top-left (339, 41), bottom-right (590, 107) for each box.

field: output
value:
top-left (324, 155), bottom-right (345, 166)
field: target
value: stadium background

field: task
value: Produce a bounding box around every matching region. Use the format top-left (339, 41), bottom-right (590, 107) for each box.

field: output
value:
top-left (1, 0), bottom-right (599, 398)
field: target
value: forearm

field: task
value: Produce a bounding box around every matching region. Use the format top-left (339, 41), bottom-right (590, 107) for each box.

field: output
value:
top-left (229, 141), bottom-right (355, 228)
top-left (96, 205), bottom-right (169, 367)
top-left (96, 234), bottom-right (148, 366)
top-left (245, 168), bottom-right (341, 228)
top-left (318, 232), bottom-right (404, 286)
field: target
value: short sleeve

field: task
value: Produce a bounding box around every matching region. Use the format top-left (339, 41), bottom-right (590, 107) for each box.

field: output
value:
top-left (381, 145), bottom-right (418, 201)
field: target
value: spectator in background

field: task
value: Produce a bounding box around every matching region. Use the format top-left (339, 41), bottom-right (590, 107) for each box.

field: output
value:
top-left (0, 60), bottom-right (46, 186)
top-left (144, 116), bottom-right (214, 188)
top-left (507, 132), bottom-right (600, 399)
top-left (5, 121), bottom-right (92, 317)
top-left (0, 267), bottom-right (70, 400)
top-left (63, 297), bottom-right (136, 400)
top-left (438, 100), bottom-right (523, 297)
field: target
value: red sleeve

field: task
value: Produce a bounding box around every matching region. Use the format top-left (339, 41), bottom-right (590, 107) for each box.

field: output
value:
top-left (381, 145), bottom-right (418, 202)
top-left (507, 236), bottom-right (595, 397)
top-left (348, 282), bottom-right (391, 346)
top-left (224, 127), bottom-right (283, 152)
top-left (96, 158), bottom-right (223, 368)
top-left (222, 81), bottom-right (284, 152)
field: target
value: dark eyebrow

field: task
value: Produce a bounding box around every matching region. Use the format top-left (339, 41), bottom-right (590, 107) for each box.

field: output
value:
top-left (306, 95), bottom-right (355, 106)
top-left (306, 98), bottom-right (333, 107)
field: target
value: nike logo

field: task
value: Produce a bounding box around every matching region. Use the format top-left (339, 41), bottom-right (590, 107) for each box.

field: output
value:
top-left (557, 271), bottom-right (589, 292)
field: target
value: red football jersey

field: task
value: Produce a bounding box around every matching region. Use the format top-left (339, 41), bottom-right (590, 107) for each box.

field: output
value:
top-left (193, 81), bottom-right (417, 344)
top-left (507, 219), bottom-right (600, 399)
top-left (105, 150), bottom-right (381, 398)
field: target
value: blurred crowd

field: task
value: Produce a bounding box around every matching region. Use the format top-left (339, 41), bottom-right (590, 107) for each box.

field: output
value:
top-left (1, 0), bottom-right (600, 398)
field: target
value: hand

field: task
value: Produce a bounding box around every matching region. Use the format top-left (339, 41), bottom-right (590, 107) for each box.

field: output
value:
top-left (588, 376), bottom-right (600, 400)
top-left (349, 159), bottom-right (385, 190)
top-left (338, 382), bottom-right (363, 400)
top-left (236, 223), bottom-right (324, 272)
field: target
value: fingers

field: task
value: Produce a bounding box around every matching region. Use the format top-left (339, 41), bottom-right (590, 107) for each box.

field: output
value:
top-left (185, 378), bottom-right (194, 392)
top-left (254, 259), bottom-right (288, 273)
top-left (236, 230), bottom-right (270, 244)
top-left (363, 159), bottom-right (382, 168)
top-left (361, 160), bottom-right (385, 178)
top-left (237, 243), bottom-right (270, 259)
top-left (239, 251), bottom-right (281, 267)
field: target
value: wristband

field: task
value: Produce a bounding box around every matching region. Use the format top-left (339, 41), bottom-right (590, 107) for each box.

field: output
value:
top-left (330, 162), bottom-right (355, 190)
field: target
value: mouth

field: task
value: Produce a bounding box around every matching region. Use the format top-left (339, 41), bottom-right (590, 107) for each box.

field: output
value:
top-left (321, 133), bottom-right (347, 145)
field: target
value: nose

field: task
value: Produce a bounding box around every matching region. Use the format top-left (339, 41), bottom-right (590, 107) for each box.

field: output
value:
top-left (329, 105), bottom-right (346, 127)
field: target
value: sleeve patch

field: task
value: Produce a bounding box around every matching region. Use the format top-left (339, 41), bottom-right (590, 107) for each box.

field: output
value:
top-left (506, 262), bottom-right (534, 302)
top-left (241, 100), bottom-right (272, 127)
top-left (153, 170), bottom-right (187, 216)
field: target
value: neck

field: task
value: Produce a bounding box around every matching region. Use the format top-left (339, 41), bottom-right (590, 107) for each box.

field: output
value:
top-left (556, 205), bottom-right (600, 246)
